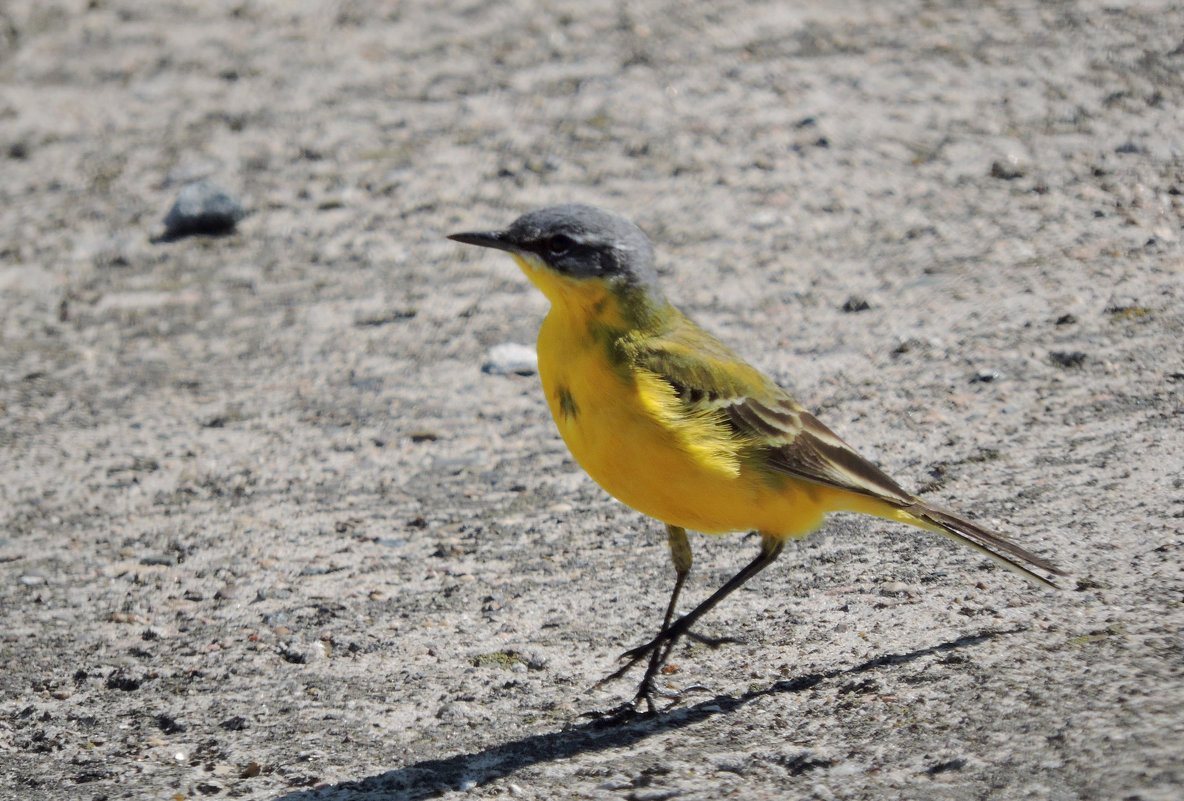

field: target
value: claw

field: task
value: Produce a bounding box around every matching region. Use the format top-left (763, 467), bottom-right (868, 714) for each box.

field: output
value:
top-left (592, 637), bottom-right (662, 690)
top-left (618, 639), bottom-right (659, 664)
top-left (592, 652), bottom-right (646, 689)
top-left (684, 631), bottom-right (741, 649)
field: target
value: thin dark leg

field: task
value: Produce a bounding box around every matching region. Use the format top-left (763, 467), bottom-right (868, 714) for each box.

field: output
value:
top-left (600, 532), bottom-right (786, 711)
top-left (593, 525), bottom-right (692, 711)
top-left (636, 526), bottom-right (693, 710)
top-left (655, 525), bottom-right (693, 636)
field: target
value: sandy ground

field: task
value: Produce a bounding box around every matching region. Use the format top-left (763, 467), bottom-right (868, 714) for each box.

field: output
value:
top-left (2, 1), bottom-right (1183, 799)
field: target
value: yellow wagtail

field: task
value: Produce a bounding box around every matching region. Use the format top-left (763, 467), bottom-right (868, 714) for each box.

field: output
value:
top-left (449, 204), bottom-right (1063, 712)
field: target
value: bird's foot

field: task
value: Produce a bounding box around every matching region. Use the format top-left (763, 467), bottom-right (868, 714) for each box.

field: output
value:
top-left (588, 622), bottom-right (735, 720)
top-left (582, 675), bottom-right (683, 723)
top-left (604, 628), bottom-right (740, 684)
top-left (591, 634), bottom-right (662, 689)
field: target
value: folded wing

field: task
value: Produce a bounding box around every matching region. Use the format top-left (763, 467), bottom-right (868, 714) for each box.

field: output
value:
top-left (624, 315), bottom-right (1063, 588)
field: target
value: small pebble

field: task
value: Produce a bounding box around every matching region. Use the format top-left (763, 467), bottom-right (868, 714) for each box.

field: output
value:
top-left (1049, 350), bottom-right (1087, 368)
top-left (161, 180), bottom-right (246, 240)
top-left (841, 295), bottom-right (871, 313)
top-left (989, 158), bottom-right (1025, 180)
top-left (483, 343), bottom-right (538, 376)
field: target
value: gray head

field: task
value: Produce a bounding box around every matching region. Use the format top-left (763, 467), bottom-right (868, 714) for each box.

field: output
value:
top-left (448, 204), bottom-right (664, 298)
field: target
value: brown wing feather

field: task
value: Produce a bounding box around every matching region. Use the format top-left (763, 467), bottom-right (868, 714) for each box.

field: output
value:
top-left (721, 397), bottom-right (914, 502)
top-left (718, 395), bottom-right (1063, 586)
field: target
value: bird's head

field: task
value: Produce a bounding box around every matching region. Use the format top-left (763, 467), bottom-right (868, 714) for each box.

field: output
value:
top-left (449, 204), bottom-right (667, 321)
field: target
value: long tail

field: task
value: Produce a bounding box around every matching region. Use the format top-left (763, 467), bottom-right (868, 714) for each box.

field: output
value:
top-left (897, 501), bottom-right (1065, 589)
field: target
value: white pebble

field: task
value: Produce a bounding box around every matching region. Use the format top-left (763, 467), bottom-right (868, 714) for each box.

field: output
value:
top-left (483, 343), bottom-right (538, 376)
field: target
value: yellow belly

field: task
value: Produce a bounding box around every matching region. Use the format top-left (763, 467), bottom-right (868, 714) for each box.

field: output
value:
top-left (536, 312), bottom-right (828, 537)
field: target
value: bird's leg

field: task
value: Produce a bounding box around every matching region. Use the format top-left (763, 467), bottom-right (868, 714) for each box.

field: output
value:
top-left (592, 525), bottom-right (692, 713)
top-left (634, 525), bottom-right (693, 710)
top-left (599, 532), bottom-right (786, 710)
top-left (658, 526), bottom-right (694, 636)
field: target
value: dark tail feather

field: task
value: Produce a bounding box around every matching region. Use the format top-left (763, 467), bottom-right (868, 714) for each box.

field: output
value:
top-left (904, 502), bottom-right (1065, 590)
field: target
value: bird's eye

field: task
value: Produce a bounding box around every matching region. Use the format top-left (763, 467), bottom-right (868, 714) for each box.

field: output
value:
top-left (544, 234), bottom-right (574, 257)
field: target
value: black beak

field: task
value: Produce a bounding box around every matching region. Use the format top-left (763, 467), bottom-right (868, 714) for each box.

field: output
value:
top-left (447, 229), bottom-right (518, 253)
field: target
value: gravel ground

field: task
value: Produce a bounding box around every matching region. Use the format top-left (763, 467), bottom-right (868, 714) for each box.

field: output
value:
top-left (1, 1), bottom-right (1182, 799)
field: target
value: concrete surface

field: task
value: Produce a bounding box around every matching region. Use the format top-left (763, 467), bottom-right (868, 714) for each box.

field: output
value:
top-left (1, 1), bottom-right (1182, 799)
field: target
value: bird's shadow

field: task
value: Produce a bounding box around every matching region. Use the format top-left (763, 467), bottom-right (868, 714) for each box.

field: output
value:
top-left (275, 628), bottom-right (1019, 800)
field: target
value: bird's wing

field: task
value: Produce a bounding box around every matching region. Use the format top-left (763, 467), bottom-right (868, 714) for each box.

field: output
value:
top-left (622, 318), bottom-right (914, 505)
top-left (624, 316), bottom-right (1064, 587)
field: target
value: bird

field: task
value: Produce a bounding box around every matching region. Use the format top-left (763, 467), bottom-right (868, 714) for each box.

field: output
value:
top-left (448, 203), bottom-right (1062, 713)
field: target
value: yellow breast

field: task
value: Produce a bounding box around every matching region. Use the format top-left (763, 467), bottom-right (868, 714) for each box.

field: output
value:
top-left (535, 303), bottom-right (826, 537)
